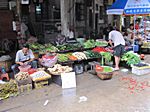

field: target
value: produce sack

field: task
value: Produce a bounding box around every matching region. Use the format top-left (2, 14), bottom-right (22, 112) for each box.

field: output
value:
top-left (40, 55), bottom-right (58, 67)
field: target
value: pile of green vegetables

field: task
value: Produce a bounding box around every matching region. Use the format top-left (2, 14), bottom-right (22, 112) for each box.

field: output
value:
top-left (121, 51), bottom-right (141, 66)
top-left (100, 52), bottom-right (112, 62)
top-left (29, 43), bottom-right (58, 53)
top-left (29, 43), bottom-right (45, 51)
top-left (103, 66), bottom-right (113, 73)
top-left (83, 39), bottom-right (95, 48)
top-left (0, 80), bottom-right (18, 100)
top-left (95, 41), bottom-right (108, 47)
top-left (58, 54), bottom-right (71, 62)
top-left (84, 51), bottom-right (101, 59)
top-left (83, 39), bottom-right (108, 48)
top-left (57, 43), bottom-right (82, 51)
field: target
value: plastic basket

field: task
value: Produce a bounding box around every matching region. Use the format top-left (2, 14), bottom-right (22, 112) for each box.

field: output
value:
top-left (96, 71), bottom-right (113, 80)
top-left (18, 65), bottom-right (31, 72)
top-left (41, 55), bottom-right (58, 68)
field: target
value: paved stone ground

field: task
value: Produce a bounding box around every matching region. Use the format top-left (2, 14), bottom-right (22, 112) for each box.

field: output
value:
top-left (0, 55), bottom-right (150, 112)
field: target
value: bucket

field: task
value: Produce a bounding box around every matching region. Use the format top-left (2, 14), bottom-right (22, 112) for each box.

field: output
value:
top-left (133, 45), bottom-right (139, 52)
top-left (74, 64), bottom-right (84, 75)
top-left (0, 60), bottom-right (13, 72)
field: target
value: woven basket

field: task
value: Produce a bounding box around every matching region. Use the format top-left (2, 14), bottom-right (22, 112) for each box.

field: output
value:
top-left (96, 71), bottom-right (113, 80)
top-left (0, 60), bottom-right (13, 72)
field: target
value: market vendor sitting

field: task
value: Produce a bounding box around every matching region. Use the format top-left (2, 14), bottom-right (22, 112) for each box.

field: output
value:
top-left (11, 44), bottom-right (37, 74)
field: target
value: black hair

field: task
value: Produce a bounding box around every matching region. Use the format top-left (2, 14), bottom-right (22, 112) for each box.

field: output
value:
top-left (23, 43), bottom-right (29, 49)
top-left (130, 23), bottom-right (134, 27)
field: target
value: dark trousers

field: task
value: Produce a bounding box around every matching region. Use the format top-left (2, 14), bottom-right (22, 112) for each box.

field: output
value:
top-left (11, 60), bottom-right (37, 75)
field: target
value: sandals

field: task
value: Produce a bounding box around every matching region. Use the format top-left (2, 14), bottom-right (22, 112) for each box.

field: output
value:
top-left (113, 68), bottom-right (120, 71)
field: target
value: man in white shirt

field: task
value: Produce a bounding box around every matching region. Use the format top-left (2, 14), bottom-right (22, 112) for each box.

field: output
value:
top-left (11, 44), bottom-right (37, 74)
top-left (109, 29), bottom-right (125, 70)
top-left (66, 28), bottom-right (74, 39)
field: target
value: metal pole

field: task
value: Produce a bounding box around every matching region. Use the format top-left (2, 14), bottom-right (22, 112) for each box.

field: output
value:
top-left (133, 15), bottom-right (136, 44)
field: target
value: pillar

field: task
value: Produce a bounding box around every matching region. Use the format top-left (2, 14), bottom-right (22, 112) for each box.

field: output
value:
top-left (61, 0), bottom-right (69, 36)
top-left (16, 0), bottom-right (21, 21)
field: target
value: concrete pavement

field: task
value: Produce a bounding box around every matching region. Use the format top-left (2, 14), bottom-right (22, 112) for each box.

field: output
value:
top-left (0, 55), bottom-right (150, 112)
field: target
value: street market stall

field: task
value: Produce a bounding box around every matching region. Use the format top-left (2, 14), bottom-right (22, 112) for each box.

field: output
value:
top-left (0, 37), bottom-right (147, 100)
top-left (107, 0), bottom-right (150, 53)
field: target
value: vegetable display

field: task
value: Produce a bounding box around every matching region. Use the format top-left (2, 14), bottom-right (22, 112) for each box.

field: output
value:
top-left (96, 65), bottom-right (113, 73)
top-left (58, 54), bottom-right (70, 62)
top-left (15, 72), bottom-right (30, 81)
top-left (142, 42), bottom-right (150, 48)
top-left (0, 80), bottom-right (18, 100)
top-left (30, 71), bottom-right (51, 81)
top-left (92, 47), bottom-right (107, 53)
top-left (103, 66), bottom-right (113, 73)
top-left (48, 64), bottom-right (73, 75)
top-left (83, 40), bottom-right (108, 48)
top-left (83, 39), bottom-right (95, 48)
top-left (57, 43), bottom-right (82, 51)
top-left (95, 41), bottom-right (108, 47)
top-left (84, 51), bottom-right (101, 58)
top-left (44, 44), bottom-right (59, 52)
top-left (121, 51), bottom-right (141, 66)
top-left (72, 52), bottom-right (87, 60)
top-left (29, 43), bottom-right (58, 53)
top-left (100, 52), bottom-right (112, 62)
top-left (29, 43), bottom-right (45, 51)
top-left (68, 55), bottom-right (78, 61)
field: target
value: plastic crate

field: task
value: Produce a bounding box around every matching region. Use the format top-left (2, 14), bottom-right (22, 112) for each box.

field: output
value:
top-left (132, 66), bottom-right (150, 75)
top-left (15, 77), bottom-right (32, 86)
top-left (18, 84), bottom-right (32, 93)
top-left (33, 78), bottom-right (51, 89)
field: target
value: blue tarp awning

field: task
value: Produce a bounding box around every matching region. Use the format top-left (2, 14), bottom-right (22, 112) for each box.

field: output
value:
top-left (107, 0), bottom-right (150, 15)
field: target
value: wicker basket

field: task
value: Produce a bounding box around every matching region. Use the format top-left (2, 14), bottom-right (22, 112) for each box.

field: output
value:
top-left (0, 60), bottom-right (13, 72)
top-left (96, 71), bottom-right (113, 80)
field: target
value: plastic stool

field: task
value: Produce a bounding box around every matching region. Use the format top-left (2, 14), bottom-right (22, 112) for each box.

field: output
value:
top-left (1, 73), bottom-right (9, 81)
top-left (88, 62), bottom-right (96, 70)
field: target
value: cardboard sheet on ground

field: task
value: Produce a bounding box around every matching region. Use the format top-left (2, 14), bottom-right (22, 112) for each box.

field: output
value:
top-left (61, 72), bottom-right (76, 89)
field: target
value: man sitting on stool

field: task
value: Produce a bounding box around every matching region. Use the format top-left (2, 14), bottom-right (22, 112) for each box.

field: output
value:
top-left (11, 44), bottom-right (37, 74)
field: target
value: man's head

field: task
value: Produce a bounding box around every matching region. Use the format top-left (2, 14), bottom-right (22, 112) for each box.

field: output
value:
top-left (129, 24), bottom-right (134, 30)
top-left (22, 44), bottom-right (29, 55)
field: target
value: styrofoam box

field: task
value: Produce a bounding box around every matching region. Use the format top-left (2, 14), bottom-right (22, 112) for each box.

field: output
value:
top-left (61, 72), bottom-right (76, 89)
top-left (132, 67), bottom-right (150, 75)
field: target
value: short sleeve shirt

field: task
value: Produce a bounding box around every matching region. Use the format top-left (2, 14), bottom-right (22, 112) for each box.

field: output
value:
top-left (109, 30), bottom-right (125, 47)
top-left (15, 49), bottom-right (35, 62)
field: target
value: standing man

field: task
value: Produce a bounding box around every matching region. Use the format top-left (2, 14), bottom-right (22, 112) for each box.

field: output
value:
top-left (11, 44), bottom-right (37, 74)
top-left (109, 29), bottom-right (125, 70)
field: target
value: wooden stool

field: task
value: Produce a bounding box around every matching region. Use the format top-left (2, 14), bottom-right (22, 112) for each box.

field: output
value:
top-left (1, 73), bottom-right (9, 81)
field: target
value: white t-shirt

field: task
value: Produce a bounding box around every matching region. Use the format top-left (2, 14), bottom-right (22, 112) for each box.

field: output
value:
top-left (66, 30), bottom-right (74, 39)
top-left (15, 49), bottom-right (35, 62)
top-left (109, 30), bottom-right (125, 47)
